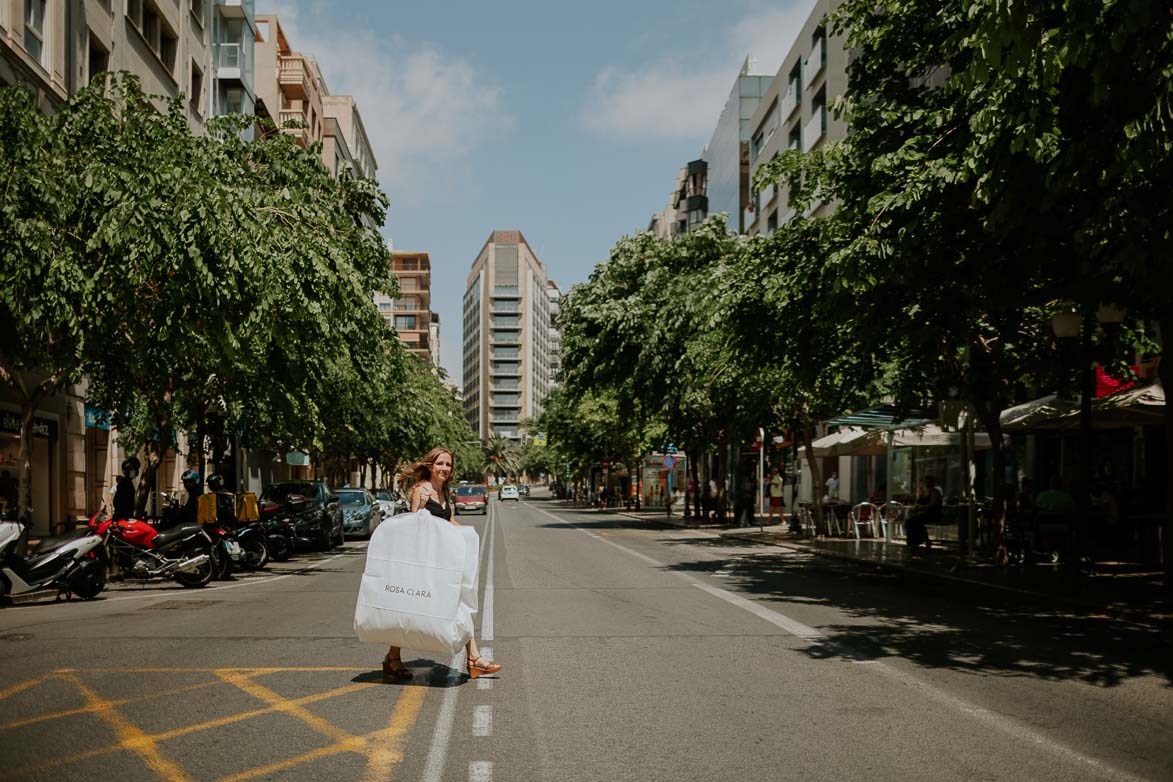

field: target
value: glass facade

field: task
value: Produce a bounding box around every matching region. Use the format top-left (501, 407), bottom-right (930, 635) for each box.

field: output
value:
top-left (705, 74), bottom-right (770, 234)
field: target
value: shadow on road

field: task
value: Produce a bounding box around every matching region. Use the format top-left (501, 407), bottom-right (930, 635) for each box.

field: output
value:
top-left (664, 549), bottom-right (1173, 689)
top-left (350, 660), bottom-right (468, 688)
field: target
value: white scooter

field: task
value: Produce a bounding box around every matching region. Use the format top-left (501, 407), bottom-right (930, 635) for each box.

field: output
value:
top-left (0, 520), bottom-right (107, 601)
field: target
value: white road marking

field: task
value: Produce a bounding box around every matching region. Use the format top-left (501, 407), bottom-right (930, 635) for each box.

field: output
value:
top-left (477, 646), bottom-right (493, 690)
top-left (472, 705), bottom-right (493, 737)
top-left (469, 761), bottom-right (493, 782)
top-left (421, 652), bottom-right (465, 782)
top-left (532, 505), bottom-right (1149, 782)
top-left (482, 503), bottom-right (496, 642)
top-left (690, 581), bottom-right (824, 639)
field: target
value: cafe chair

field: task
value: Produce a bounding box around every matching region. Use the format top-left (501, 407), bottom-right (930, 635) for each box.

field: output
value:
top-left (850, 502), bottom-right (881, 539)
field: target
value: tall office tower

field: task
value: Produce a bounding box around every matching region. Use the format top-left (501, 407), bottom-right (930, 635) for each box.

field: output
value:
top-left (373, 251), bottom-right (437, 365)
top-left (462, 231), bottom-right (557, 442)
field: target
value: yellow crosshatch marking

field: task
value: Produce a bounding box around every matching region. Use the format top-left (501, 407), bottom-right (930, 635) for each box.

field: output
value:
top-left (0, 667), bottom-right (427, 782)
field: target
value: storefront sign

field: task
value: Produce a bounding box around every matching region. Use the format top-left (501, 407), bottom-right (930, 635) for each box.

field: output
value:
top-left (85, 405), bottom-right (110, 430)
top-left (286, 451), bottom-right (310, 467)
top-left (0, 412), bottom-right (57, 440)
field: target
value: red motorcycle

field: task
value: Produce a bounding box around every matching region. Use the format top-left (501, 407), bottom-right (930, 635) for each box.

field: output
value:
top-left (88, 503), bottom-right (216, 588)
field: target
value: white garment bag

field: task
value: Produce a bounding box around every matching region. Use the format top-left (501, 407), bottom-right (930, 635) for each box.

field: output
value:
top-left (354, 509), bottom-right (480, 655)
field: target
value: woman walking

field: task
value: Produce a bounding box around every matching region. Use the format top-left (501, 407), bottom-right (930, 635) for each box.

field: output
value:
top-left (381, 446), bottom-right (503, 681)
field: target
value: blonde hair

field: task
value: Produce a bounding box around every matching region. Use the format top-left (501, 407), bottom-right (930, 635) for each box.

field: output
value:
top-left (401, 446), bottom-right (455, 500)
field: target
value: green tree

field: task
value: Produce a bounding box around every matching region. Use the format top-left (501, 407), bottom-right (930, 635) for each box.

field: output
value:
top-left (481, 435), bottom-right (520, 482)
top-left (0, 87), bottom-right (102, 520)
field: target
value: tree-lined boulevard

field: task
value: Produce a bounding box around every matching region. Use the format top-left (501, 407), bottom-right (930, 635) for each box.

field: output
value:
top-left (1, 491), bottom-right (1170, 781)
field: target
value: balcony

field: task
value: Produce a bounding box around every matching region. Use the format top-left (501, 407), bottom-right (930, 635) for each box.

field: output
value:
top-left (492, 286), bottom-right (520, 299)
top-left (803, 111), bottom-right (825, 152)
top-left (744, 205), bottom-right (758, 230)
top-left (216, 0), bottom-right (256, 20)
top-left (216, 42), bottom-right (249, 84)
top-left (278, 109), bottom-right (309, 146)
top-left (804, 37), bottom-right (825, 91)
top-left (781, 84), bottom-right (798, 120)
top-left (684, 194), bottom-right (708, 212)
top-left (278, 54), bottom-right (313, 100)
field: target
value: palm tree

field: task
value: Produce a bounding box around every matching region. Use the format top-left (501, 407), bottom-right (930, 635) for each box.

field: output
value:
top-left (481, 435), bottom-right (520, 481)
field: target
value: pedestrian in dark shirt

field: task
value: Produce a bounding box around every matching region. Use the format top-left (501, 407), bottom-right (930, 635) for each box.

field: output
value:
top-left (906, 475), bottom-right (942, 550)
top-left (112, 457), bottom-right (140, 520)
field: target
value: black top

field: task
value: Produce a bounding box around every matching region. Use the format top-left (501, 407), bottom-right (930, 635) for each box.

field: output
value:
top-left (113, 477), bottom-right (136, 520)
top-left (424, 496), bottom-right (451, 521)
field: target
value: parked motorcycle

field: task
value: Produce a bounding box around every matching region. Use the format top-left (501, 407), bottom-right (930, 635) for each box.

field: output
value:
top-left (258, 498), bottom-right (297, 562)
top-left (0, 520), bottom-right (106, 600)
top-left (233, 520), bottom-right (269, 571)
top-left (89, 507), bottom-right (215, 588)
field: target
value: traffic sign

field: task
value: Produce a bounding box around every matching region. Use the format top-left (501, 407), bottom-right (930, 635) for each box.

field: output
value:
top-left (661, 455), bottom-right (677, 470)
top-left (533, 432), bottom-right (547, 447)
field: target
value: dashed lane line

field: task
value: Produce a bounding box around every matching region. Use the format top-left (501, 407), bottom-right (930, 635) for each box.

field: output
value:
top-left (472, 705), bottom-right (493, 737)
top-left (469, 760), bottom-right (493, 782)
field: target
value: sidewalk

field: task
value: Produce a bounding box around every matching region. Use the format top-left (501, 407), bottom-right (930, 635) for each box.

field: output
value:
top-left (613, 506), bottom-right (1171, 620)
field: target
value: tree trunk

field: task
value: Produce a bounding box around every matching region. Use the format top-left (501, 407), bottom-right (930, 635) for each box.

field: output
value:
top-left (135, 422), bottom-right (173, 516)
top-left (801, 415), bottom-right (825, 536)
top-left (16, 405), bottom-right (36, 525)
top-left (972, 402), bottom-right (1008, 562)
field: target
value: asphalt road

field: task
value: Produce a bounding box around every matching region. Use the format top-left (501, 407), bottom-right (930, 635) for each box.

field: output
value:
top-left (1, 489), bottom-right (1171, 782)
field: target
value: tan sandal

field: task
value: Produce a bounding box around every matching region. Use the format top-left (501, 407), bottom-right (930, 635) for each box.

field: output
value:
top-left (467, 654), bottom-right (502, 679)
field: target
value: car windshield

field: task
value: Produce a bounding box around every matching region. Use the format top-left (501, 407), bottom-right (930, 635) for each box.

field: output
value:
top-left (455, 486), bottom-right (486, 497)
top-left (375, 490), bottom-right (392, 501)
top-left (262, 483), bottom-right (318, 502)
top-left (338, 492), bottom-right (366, 506)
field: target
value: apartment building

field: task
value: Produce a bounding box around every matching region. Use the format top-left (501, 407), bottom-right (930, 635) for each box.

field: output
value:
top-left (545, 281), bottom-right (562, 387)
top-left (745, 0), bottom-right (848, 235)
top-left (462, 231), bottom-right (558, 442)
top-left (646, 58), bottom-right (770, 237)
top-left (0, 0), bottom-right (215, 126)
top-left (373, 252), bottom-right (438, 366)
top-left (254, 14), bottom-right (374, 181)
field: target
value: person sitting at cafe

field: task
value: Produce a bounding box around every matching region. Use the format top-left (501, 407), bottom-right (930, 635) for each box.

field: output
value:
top-left (905, 475), bottom-right (942, 550)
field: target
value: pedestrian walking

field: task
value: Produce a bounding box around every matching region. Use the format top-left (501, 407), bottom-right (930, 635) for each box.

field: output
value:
top-left (381, 446), bottom-right (503, 681)
top-left (768, 466), bottom-right (784, 526)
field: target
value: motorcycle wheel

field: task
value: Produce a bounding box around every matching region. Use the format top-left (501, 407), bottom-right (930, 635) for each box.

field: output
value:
top-left (214, 544), bottom-right (233, 580)
top-left (174, 542), bottom-right (215, 588)
top-left (318, 523), bottom-right (332, 551)
top-left (68, 557), bottom-right (106, 600)
top-left (239, 537), bottom-right (269, 571)
top-left (268, 534), bottom-right (292, 562)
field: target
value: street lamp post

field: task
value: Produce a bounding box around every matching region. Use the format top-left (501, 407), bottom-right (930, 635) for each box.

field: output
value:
top-left (1051, 301), bottom-right (1124, 582)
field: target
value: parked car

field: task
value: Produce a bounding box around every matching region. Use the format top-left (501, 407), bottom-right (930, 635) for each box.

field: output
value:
top-left (454, 484), bottom-right (489, 515)
top-left (519, 483), bottom-right (531, 496)
top-left (260, 481), bottom-right (343, 550)
top-left (339, 489), bottom-right (381, 538)
top-left (500, 485), bottom-right (520, 501)
top-left (375, 489), bottom-right (408, 517)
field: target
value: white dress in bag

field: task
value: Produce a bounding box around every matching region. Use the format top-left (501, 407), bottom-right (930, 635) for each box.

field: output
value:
top-left (354, 509), bottom-right (480, 654)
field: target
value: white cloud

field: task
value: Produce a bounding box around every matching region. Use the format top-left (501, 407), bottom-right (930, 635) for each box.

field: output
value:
top-left (580, 1), bottom-right (810, 141)
top-left (269, 4), bottom-right (512, 198)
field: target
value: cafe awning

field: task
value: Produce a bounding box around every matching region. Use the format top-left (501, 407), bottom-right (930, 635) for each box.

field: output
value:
top-left (1000, 381), bottom-right (1164, 431)
top-left (813, 424), bottom-right (994, 456)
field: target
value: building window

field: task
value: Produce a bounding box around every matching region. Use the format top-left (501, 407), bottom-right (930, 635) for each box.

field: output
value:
top-left (189, 60), bottom-right (203, 114)
top-left (88, 34), bottom-right (110, 84)
top-left (24, 0), bottom-right (47, 66)
top-left (395, 315), bottom-right (417, 330)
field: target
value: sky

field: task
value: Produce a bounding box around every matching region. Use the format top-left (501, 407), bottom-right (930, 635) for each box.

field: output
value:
top-left (271, 0), bottom-right (811, 380)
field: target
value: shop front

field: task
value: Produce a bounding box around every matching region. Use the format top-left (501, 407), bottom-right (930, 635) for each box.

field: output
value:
top-left (0, 410), bottom-right (58, 534)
